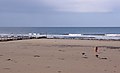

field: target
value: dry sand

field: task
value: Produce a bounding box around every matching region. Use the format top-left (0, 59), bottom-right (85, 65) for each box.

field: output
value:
top-left (0, 39), bottom-right (120, 73)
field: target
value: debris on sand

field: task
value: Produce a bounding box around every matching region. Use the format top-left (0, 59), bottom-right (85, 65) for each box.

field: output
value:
top-left (95, 55), bottom-right (99, 58)
top-left (100, 57), bottom-right (107, 60)
top-left (82, 53), bottom-right (85, 55)
top-left (34, 55), bottom-right (40, 57)
top-left (58, 49), bottom-right (65, 52)
top-left (6, 58), bottom-right (12, 61)
top-left (82, 52), bottom-right (88, 59)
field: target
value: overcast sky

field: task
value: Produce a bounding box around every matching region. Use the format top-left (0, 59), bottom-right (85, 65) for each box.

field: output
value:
top-left (0, 0), bottom-right (120, 27)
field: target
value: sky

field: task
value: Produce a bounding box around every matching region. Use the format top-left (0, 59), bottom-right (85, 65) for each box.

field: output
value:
top-left (0, 0), bottom-right (120, 27)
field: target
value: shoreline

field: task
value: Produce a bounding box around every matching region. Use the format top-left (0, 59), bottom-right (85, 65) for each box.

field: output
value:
top-left (0, 37), bottom-right (120, 42)
top-left (0, 38), bottom-right (120, 42)
top-left (0, 33), bottom-right (120, 42)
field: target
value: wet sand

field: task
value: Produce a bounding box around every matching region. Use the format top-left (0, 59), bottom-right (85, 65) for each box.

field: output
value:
top-left (0, 39), bottom-right (120, 73)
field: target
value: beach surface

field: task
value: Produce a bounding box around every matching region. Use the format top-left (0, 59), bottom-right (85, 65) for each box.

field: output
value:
top-left (0, 39), bottom-right (120, 73)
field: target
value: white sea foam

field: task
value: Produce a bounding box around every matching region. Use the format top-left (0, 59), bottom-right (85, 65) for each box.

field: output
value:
top-left (105, 34), bottom-right (120, 37)
top-left (0, 33), bottom-right (120, 40)
top-left (69, 34), bottom-right (81, 36)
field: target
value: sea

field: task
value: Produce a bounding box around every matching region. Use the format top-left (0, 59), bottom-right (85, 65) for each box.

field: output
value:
top-left (0, 27), bottom-right (120, 34)
top-left (0, 27), bottom-right (120, 40)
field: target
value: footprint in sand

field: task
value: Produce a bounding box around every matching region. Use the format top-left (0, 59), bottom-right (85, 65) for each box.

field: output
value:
top-left (6, 58), bottom-right (18, 63)
top-left (118, 50), bottom-right (120, 52)
top-left (0, 55), bottom-right (3, 56)
top-left (58, 58), bottom-right (65, 60)
top-left (114, 66), bottom-right (117, 68)
top-left (114, 71), bottom-right (116, 73)
top-left (58, 50), bottom-right (65, 52)
top-left (3, 68), bottom-right (11, 70)
top-left (58, 71), bottom-right (62, 73)
top-left (103, 49), bottom-right (106, 51)
top-left (82, 56), bottom-right (88, 59)
top-left (104, 69), bottom-right (107, 72)
top-left (46, 66), bottom-right (51, 68)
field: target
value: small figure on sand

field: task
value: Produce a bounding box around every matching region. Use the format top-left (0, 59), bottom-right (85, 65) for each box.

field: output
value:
top-left (94, 46), bottom-right (108, 59)
top-left (94, 46), bottom-right (98, 53)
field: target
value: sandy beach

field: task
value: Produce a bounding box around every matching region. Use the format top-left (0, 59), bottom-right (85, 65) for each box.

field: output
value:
top-left (0, 39), bottom-right (120, 73)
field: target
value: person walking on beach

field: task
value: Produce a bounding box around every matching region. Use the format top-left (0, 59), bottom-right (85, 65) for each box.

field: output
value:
top-left (94, 46), bottom-right (98, 52)
top-left (94, 46), bottom-right (99, 58)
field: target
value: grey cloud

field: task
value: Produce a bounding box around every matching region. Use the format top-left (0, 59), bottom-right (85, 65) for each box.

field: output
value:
top-left (40, 0), bottom-right (120, 12)
top-left (0, 0), bottom-right (54, 13)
